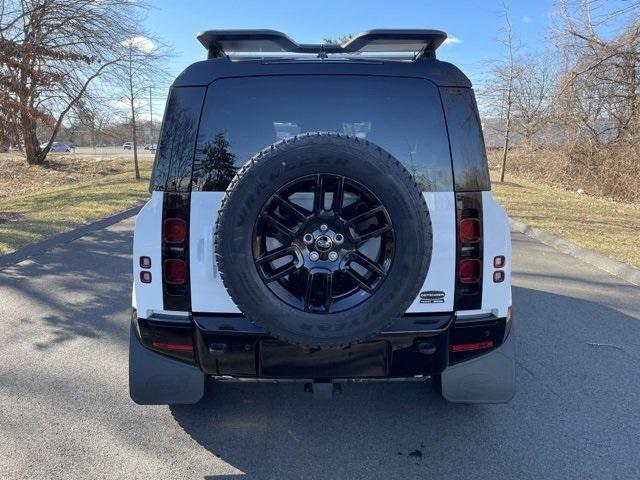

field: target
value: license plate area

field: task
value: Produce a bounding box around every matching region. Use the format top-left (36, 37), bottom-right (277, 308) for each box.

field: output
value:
top-left (259, 340), bottom-right (389, 378)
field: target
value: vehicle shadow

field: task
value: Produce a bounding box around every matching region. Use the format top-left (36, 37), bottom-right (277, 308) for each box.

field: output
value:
top-left (170, 285), bottom-right (640, 480)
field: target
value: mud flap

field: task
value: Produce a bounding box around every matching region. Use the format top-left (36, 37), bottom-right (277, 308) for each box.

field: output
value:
top-left (129, 324), bottom-right (205, 405)
top-left (441, 329), bottom-right (515, 404)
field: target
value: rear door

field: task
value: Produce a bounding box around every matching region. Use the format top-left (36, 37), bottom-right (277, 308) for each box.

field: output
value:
top-left (189, 75), bottom-right (457, 314)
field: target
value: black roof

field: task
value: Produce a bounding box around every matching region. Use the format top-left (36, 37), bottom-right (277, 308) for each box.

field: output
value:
top-left (197, 29), bottom-right (448, 59)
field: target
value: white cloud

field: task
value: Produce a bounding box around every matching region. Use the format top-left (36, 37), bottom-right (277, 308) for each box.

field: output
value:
top-left (521, 16), bottom-right (533, 24)
top-left (122, 36), bottom-right (156, 54)
top-left (443, 35), bottom-right (462, 46)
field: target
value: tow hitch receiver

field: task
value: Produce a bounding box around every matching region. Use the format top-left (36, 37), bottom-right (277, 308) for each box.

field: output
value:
top-left (305, 381), bottom-right (341, 400)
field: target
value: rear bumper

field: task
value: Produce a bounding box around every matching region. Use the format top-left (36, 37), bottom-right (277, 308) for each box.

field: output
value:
top-left (133, 311), bottom-right (509, 380)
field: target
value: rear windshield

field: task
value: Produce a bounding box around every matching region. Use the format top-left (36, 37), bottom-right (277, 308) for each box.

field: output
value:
top-left (192, 75), bottom-right (454, 192)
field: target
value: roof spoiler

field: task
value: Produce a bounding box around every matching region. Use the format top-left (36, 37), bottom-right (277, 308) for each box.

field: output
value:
top-left (196, 29), bottom-right (448, 60)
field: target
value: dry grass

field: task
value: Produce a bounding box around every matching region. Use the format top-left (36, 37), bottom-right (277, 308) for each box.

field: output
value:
top-left (0, 154), bottom-right (152, 255)
top-left (487, 146), bottom-right (640, 203)
top-left (491, 172), bottom-right (640, 269)
top-left (0, 151), bottom-right (154, 198)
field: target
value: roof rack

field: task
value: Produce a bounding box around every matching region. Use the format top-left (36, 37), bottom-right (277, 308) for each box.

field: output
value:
top-left (196, 29), bottom-right (448, 60)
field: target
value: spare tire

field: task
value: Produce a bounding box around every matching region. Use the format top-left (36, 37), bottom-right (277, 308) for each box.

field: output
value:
top-left (215, 133), bottom-right (432, 348)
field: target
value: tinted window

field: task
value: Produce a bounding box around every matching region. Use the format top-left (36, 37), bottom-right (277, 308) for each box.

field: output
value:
top-left (150, 86), bottom-right (205, 192)
top-left (440, 87), bottom-right (491, 191)
top-left (193, 76), bottom-right (453, 192)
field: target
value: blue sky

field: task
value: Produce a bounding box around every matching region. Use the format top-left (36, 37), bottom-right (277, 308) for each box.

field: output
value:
top-left (143, 0), bottom-right (556, 113)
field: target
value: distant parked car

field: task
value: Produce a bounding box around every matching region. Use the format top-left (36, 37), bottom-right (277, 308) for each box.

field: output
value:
top-left (123, 142), bottom-right (134, 150)
top-left (143, 143), bottom-right (157, 151)
top-left (40, 142), bottom-right (72, 152)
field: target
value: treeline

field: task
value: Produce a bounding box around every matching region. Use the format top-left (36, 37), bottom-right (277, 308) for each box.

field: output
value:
top-left (481, 0), bottom-right (640, 202)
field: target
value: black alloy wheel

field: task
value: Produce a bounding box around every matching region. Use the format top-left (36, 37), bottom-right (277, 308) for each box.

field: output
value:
top-left (253, 174), bottom-right (395, 313)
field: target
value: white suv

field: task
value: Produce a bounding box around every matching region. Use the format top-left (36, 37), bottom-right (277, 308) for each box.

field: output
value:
top-left (129, 30), bottom-right (515, 405)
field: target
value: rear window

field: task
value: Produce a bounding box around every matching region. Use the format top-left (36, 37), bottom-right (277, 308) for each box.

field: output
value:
top-left (439, 87), bottom-right (490, 191)
top-left (150, 86), bottom-right (205, 192)
top-left (192, 75), bottom-right (453, 192)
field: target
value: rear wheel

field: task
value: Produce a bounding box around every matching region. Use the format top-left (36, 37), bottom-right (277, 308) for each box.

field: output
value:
top-left (215, 133), bottom-right (432, 348)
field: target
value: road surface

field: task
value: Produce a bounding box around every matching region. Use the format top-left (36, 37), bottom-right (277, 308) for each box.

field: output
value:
top-left (1, 217), bottom-right (639, 479)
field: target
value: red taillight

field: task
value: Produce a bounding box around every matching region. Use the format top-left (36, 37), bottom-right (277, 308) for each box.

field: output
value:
top-left (164, 259), bottom-right (187, 284)
top-left (451, 340), bottom-right (494, 352)
top-left (151, 341), bottom-right (194, 352)
top-left (458, 259), bottom-right (481, 284)
top-left (163, 218), bottom-right (186, 244)
top-left (459, 218), bottom-right (481, 243)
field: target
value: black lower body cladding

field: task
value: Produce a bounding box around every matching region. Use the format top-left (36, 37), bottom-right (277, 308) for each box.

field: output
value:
top-left (214, 133), bottom-right (432, 348)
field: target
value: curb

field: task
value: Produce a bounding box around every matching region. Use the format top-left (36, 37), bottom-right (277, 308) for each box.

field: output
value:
top-left (0, 205), bottom-right (142, 269)
top-left (510, 218), bottom-right (640, 287)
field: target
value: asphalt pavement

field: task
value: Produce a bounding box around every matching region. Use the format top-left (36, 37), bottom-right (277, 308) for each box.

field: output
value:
top-left (1, 217), bottom-right (639, 479)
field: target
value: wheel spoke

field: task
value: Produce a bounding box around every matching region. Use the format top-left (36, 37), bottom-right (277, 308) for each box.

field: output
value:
top-left (343, 267), bottom-right (374, 293)
top-left (354, 224), bottom-right (393, 243)
top-left (313, 175), bottom-right (324, 214)
top-left (303, 271), bottom-right (315, 311)
top-left (331, 176), bottom-right (345, 215)
top-left (263, 262), bottom-right (298, 283)
top-left (260, 211), bottom-right (295, 238)
top-left (352, 252), bottom-right (386, 278)
top-left (347, 205), bottom-right (384, 225)
top-left (323, 273), bottom-right (333, 312)
top-left (256, 245), bottom-right (295, 265)
top-left (272, 194), bottom-right (308, 223)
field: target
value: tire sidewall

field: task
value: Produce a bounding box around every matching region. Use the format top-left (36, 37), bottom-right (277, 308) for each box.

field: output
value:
top-left (216, 134), bottom-right (432, 347)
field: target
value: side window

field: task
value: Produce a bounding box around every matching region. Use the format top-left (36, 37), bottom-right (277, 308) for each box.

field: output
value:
top-left (193, 76), bottom-right (454, 192)
top-left (440, 87), bottom-right (491, 191)
top-left (150, 86), bottom-right (205, 192)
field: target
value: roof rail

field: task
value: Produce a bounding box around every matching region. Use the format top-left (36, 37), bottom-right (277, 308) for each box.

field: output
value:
top-left (196, 29), bottom-right (448, 60)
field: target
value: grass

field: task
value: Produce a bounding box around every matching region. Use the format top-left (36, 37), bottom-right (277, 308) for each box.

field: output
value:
top-left (0, 157), bottom-right (152, 255)
top-left (491, 172), bottom-right (640, 269)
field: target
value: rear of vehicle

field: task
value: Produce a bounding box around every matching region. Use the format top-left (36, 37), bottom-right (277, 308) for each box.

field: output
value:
top-left (130, 30), bottom-right (514, 405)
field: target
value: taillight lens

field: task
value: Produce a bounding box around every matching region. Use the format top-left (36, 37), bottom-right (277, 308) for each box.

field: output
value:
top-left (164, 259), bottom-right (187, 284)
top-left (163, 218), bottom-right (186, 244)
top-left (458, 259), bottom-right (481, 284)
top-left (459, 218), bottom-right (481, 243)
top-left (451, 340), bottom-right (494, 352)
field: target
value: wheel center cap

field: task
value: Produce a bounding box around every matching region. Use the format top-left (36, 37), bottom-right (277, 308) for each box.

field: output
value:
top-left (315, 234), bottom-right (333, 252)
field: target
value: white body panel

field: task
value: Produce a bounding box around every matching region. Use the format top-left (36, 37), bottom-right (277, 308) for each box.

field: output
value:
top-left (189, 191), bottom-right (457, 314)
top-left (132, 192), bottom-right (165, 318)
top-left (480, 191), bottom-right (512, 318)
top-left (189, 192), bottom-right (239, 312)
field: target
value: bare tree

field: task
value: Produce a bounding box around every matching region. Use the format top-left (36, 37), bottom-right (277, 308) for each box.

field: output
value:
top-left (0, 0), bottom-right (150, 164)
top-left (114, 36), bottom-right (170, 180)
top-left (511, 55), bottom-right (555, 149)
top-left (555, 0), bottom-right (640, 144)
top-left (497, 5), bottom-right (518, 182)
